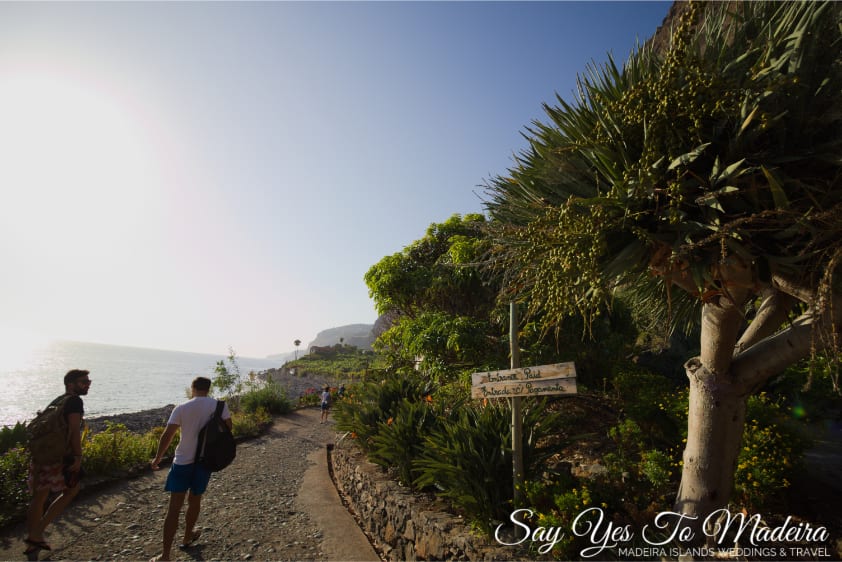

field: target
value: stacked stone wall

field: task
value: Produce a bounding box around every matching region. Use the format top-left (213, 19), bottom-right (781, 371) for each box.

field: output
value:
top-left (330, 442), bottom-right (520, 561)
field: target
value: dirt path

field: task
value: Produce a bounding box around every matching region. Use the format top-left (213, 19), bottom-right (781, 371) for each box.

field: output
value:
top-left (0, 408), bottom-right (378, 562)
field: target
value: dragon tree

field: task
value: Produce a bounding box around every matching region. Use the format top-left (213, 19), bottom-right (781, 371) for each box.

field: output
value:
top-left (484, 0), bottom-right (842, 531)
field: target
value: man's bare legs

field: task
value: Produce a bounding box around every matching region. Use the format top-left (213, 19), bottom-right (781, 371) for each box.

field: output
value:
top-left (155, 490), bottom-right (203, 561)
top-left (159, 491), bottom-right (187, 561)
top-left (26, 484), bottom-right (80, 544)
top-left (182, 492), bottom-right (202, 545)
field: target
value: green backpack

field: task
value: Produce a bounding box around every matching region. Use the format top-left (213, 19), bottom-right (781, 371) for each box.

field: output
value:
top-left (27, 394), bottom-right (72, 465)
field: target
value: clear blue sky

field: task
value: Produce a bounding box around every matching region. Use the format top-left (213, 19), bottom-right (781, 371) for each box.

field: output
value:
top-left (0, 1), bottom-right (670, 358)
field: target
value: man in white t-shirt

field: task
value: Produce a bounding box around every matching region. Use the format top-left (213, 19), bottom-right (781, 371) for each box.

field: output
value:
top-left (150, 377), bottom-right (232, 562)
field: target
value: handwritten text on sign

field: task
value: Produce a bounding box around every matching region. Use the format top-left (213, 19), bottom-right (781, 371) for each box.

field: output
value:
top-left (471, 363), bottom-right (577, 399)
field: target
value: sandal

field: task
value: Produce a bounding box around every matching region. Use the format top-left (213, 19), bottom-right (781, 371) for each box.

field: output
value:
top-left (179, 529), bottom-right (202, 549)
top-left (24, 539), bottom-right (52, 551)
top-left (23, 540), bottom-right (50, 562)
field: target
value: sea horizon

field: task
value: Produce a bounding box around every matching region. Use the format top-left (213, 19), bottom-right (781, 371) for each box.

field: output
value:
top-left (0, 338), bottom-right (284, 427)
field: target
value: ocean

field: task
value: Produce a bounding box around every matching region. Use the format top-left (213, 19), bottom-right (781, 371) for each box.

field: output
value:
top-left (0, 340), bottom-right (282, 428)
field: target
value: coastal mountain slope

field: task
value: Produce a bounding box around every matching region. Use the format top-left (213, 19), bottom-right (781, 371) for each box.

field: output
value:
top-left (266, 322), bottom-right (376, 360)
top-left (307, 323), bottom-right (375, 351)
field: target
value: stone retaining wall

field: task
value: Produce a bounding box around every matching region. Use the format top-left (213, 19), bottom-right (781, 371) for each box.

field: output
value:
top-left (330, 441), bottom-right (521, 561)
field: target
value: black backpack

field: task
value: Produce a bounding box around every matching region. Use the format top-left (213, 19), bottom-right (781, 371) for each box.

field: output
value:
top-left (195, 401), bottom-right (236, 472)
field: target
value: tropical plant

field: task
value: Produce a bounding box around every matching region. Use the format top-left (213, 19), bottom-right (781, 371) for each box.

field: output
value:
top-left (365, 214), bottom-right (515, 383)
top-left (367, 397), bottom-right (455, 486)
top-left (412, 399), bottom-right (568, 532)
top-left (333, 374), bottom-right (431, 452)
top-left (484, 0), bottom-right (842, 528)
top-left (374, 311), bottom-right (503, 385)
top-left (365, 213), bottom-right (497, 319)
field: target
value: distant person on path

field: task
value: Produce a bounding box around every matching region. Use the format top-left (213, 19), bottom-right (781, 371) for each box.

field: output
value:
top-left (24, 369), bottom-right (91, 560)
top-left (150, 377), bottom-right (231, 562)
top-left (320, 385), bottom-right (331, 423)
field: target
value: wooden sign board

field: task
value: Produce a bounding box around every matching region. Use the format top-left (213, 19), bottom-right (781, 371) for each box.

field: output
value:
top-left (471, 362), bottom-right (578, 399)
top-left (471, 376), bottom-right (577, 399)
top-left (471, 362), bottom-right (576, 386)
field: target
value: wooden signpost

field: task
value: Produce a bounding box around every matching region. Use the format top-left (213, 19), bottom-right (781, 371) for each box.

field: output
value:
top-left (471, 303), bottom-right (578, 505)
top-left (470, 363), bottom-right (577, 399)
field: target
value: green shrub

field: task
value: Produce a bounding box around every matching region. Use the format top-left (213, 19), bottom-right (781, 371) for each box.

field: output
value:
top-left (765, 356), bottom-right (842, 422)
top-left (82, 422), bottom-right (163, 476)
top-left (368, 396), bottom-right (457, 485)
top-left (0, 446), bottom-right (29, 527)
top-left (0, 422), bottom-right (27, 454)
top-left (521, 480), bottom-right (605, 560)
top-left (734, 392), bottom-right (810, 510)
top-left (333, 375), bottom-right (430, 452)
top-left (298, 387), bottom-right (322, 407)
top-left (231, 408), bottom-right (271, 437)
top-left (612, 364), bottom-right (684, 447)
top-left (240, 381), bottom-right (292, 415)
top-left (599, 419), bottom-right (677, 515)
top-left (412, 399), bottom-right (567, 533)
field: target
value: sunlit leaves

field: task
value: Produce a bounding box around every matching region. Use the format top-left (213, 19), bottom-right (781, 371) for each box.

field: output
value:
top-left (485, 1), bottom-right (842, 336)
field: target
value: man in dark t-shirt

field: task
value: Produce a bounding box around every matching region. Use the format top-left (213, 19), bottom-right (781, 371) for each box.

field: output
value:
top-left (24, 369), bottom-right (91, 560)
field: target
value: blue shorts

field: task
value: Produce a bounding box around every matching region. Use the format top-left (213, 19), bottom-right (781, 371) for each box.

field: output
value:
top-left (164, 463), bottom-right (212, 495)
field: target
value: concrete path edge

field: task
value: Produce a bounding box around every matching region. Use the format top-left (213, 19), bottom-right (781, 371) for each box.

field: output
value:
top-left (297, 444), bottom-right (381, 562)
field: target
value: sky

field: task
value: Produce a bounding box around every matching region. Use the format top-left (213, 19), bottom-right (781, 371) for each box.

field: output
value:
top-left (0, 1), bottom-right (670, 359)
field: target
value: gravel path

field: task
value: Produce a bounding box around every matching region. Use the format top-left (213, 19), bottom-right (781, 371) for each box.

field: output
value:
top-left (0, 408), bottom-right (353, 562)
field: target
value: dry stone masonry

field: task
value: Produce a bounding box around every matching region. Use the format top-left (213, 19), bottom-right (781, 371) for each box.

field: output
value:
top-left (330, 441), bottom-right (525, 561)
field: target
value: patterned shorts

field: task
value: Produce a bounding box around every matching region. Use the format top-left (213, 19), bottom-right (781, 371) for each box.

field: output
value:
top-left (28, 462), bottom-right (67, 494)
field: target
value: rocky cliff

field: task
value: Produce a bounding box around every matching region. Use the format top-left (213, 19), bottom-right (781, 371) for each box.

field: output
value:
top-left (306, 323), bottom-right (375, 351)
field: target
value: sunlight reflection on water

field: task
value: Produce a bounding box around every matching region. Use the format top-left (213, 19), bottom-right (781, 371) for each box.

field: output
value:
top-left (0, 340), bottom-right (281, 427)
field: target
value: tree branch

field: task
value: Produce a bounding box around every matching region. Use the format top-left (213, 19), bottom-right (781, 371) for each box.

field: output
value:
top-left (735, 288), bottom-right (796, 354)
top-left (771, 272), bottom-right (815, 304)
top-left (732, 289), bottom-right (842, 390)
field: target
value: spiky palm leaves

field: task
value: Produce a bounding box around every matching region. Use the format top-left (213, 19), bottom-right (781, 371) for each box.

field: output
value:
top-left (484, 1), bottom-right (842, 337)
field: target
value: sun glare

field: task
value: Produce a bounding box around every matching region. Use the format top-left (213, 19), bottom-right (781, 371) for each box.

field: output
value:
top-left (0, 324), bottom-right (53, 371)
top-left (0, 66), bottom-right (157, 257)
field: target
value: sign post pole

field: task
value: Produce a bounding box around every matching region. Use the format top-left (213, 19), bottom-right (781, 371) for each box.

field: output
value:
top-left (471, 313), bottom-right (577, 511)
top-left (510, 302), bottom-right (524, 506)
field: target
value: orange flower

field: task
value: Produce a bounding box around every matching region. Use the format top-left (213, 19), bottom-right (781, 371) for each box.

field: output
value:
top-left (387, 417), bottom-right (394, 425)
top-left (425, 395), bottom-right (433, 403)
